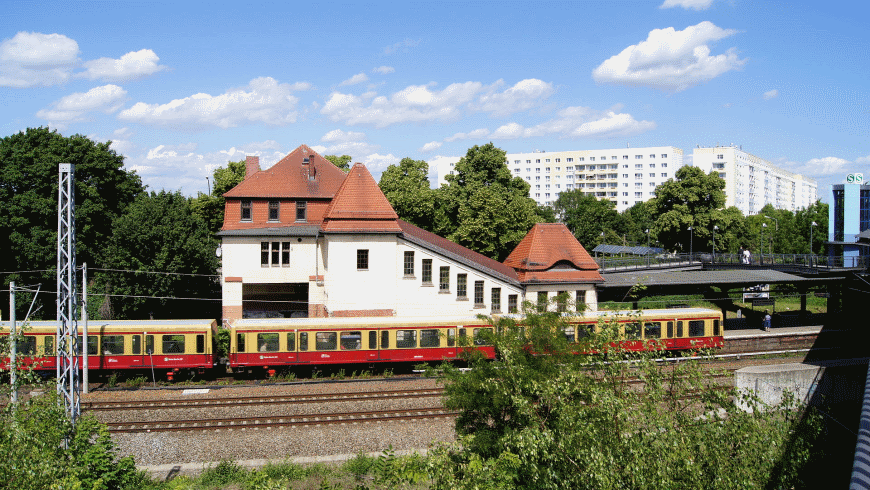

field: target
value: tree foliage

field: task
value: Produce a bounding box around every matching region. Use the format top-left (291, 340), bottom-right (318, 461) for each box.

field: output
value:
top-left (652, 166), bottom-right (727, 253)
top-left (428, 304), bottom-right (825, 489)
top-left (324, 154), bottom-right (352, 171)
top-left (434, 143), bottom-right (541, 261)
top-left (555, 190), bottom-right (626, 250)
top-left (0, 127), bottom-right (144, 319)
top-left (379, 157), bottom-right (435, 230)
top-left (94, 190), bottom-right (220, 319)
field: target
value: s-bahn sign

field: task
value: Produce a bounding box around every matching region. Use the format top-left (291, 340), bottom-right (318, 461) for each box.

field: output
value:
top-left (846, 173), bottom-right (864, 184)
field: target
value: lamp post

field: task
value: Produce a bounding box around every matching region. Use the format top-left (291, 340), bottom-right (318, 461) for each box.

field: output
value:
top-left (761, 223), bottom-right (767, 265)
top-left (713, 225), bottom-right (719, 261)
top-left (810, 221), bottom-right (818, 263)
top-left (645, 229), bottom-right (651, 266)
top-left (206, 176), bottom-right (211, 195)
top-left (764, 215), bottom-right (778, 255)
top-left (688, 226), bottom-right (693, 262)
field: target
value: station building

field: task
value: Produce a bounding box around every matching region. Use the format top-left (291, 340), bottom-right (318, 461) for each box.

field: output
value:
top-left (829, 174), bottom-right (870, 266)
top-left (217, 145), bottom-right (603, 323)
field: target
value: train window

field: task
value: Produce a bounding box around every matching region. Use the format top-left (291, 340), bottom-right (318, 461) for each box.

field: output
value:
top-left (689, 320), bottom-right (705, 337)
top-left (644, 322), bottom-right (661, 339)
top-left (458, 328), bottom-right (466, 340)
top-left (196, 334), bottom-right (206, 354)
top-left (577, 325), bottom-right (592, 339)
top-left (396, 330), bottom-right (417, 348)
top-left (473, 328), bottom-right (492, 346)
top-left (368, 331), bottom-right (377, 349)
top-left (713, 319), bottom-right (721, 336)
top-left (420, 329), bottom-right (440, 348)
top-left (562, 326), bottom-right (575, 343)
top-left (257, 333), bottom-right (279, 352)
top-left (237, 333), bottom-right (246, 353)
top-left (43, 336), bottom-right (53, 356)
top-left (162, 335), bottom-right (185, 354)
top-left (625, 323), bottom-right (641, 340)
top-left (447, 329), bottom-right (455, 347)
top-left (77, 335), bottom-right (98, 355)
top-left (146, 335), bottom-right (154, 355)
top-left (16, 336), bottom-right (36, 355)
top-left (315, 332), bottom-right (337, 351)
top-left (381, 331), bottom-right (389, 349)
top-left (666, 322), bottom-right (674, 338)
top-left (102, 335), bottom-right (124, 355)
top-left (299, 332), bottom-right (309, 351)
top-left (676, 321), bottom-right (684, 338)
top-left (132, 335), bottom-right (141, 355)
top-left (287, 333), bottom-right (295, 351)
top-left (340, 331), bottom-right (362, 350)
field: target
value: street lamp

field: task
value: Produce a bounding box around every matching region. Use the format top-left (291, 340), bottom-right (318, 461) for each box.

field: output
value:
top-left (688, 226), bottom-right (693, 262)
top-left (764, 215), bottom-right (778, 255)
top-left (713, 225), bottom-right (719, 260)
top-left (761, 223), bottom-right (767, 265)
top-left (810, 221), bottom-right (818, 258)
top-left (645, 229), bottom-right (650, 249)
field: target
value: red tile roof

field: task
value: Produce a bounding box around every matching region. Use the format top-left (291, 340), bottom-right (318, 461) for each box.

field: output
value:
top-left (504, 223), bottom-right (603, 283)
top-left (223, 145), bottom-right (347, 199)
top-left (398, 220), bottom-right (520, 284)
top-left (321, 163), bottom-right (402, 233)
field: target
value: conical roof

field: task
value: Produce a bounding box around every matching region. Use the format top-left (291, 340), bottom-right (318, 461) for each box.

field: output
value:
top-left (504, 223), bottom-right (603, 283)
top-left (321, 162), bottom-right (401, 233)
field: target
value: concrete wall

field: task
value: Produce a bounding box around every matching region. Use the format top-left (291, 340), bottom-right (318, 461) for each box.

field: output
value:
top-left (736, 360), bottom-right (868, 412)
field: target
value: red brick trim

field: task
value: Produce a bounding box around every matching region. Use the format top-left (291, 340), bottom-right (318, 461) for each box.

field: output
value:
top-left (308, 275), bottom-right (324, 282)
top-left (222, 305), bottom-right (243, 323)
top-left (225, 277), bottom-right (243, 283)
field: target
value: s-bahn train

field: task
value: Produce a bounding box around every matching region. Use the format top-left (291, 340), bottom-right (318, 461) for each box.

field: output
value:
top-left (0, 320), bottom-right (217, 379)
top-left (0, 308), bottom-right (722, 378)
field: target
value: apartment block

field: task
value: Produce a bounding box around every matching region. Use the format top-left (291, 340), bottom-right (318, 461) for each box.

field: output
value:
top-left (693, 145), bottom-right (818, 215)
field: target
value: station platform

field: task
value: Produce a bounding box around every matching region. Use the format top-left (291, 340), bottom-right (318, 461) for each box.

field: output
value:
top-left (725, 325), bottom-right (823, 340)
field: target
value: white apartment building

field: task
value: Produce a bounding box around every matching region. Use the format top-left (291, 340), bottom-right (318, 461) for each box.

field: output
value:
top-left (693, 145), bottom-right (818, 215)
top-left (436, 146), bottom-right (684, 212)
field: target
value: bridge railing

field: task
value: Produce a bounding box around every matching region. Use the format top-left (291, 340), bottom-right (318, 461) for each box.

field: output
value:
top-left (597, 252), bottom-right (869, 271)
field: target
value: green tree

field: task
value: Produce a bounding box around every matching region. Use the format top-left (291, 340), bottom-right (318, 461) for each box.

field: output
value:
top-left (554, 190), bottom-right (625, 250)
top-left (622, 200), bottom-right (656, 248)
top-left (652, 166), bottom-right (727, 253)
top-left (0, 127), bottom-right (144, 319)
top-left (324, 154), bottom-right (352, 171)
top-left (94, 190), bottom-right (220, 319)
top-left (428, 306), bottom-right (825, 489)
top-left (378, 157), bottom-right (435, 230)
top-left (796, 200), bottom-right (828, 255)
top-left (434, 143), bottom-right (540, 260)
top-left (190, 159), bottom-right (246, 234)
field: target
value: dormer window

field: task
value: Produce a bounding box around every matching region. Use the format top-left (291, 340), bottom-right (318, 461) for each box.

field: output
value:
top-left (241, 200), bottom-right (252, 221)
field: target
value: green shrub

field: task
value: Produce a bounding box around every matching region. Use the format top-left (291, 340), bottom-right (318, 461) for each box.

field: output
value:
top-left (198, 460), bottom-right (248, 488)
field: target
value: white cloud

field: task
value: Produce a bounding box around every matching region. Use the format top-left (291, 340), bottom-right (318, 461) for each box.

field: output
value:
top-left (383, 39), bottom-right (421, 55)
top-left (339, 72), bottom-right (369, 86)
top-left (118, 77), bottom-right (305, 129)
top-left (321, 129), bottom-right (366, 143)
top-left (796, 156), bottom-right (851, 176)
top-left (372, 66), bottom-right (395, 74)
top-left (659, 0), bottom-right (714, 10)
top-left (128, 142), bottom-right (288, 193)
top-left (321, 81), bottom-right (483, 128)
top-left (470, 79), bottom-right (555, 117)
top-left (420, 141), bottom-right (443, 153)
top-left (80, 48), bottom-right (167, 82)
top-left (36, 84), bottom-right (127, 124)
top-left (0, 32), bottom-right (80, 87)
top-left (592, 21), bottom-right (746, 92)
top-left (763, 89), bottom-right (779, 100)
top-left (488, 106), bottom-right (656, 140)
top-left (856, 155), bottom-right (870, 164)
top-left (445, 128), bottom-right (491, 142)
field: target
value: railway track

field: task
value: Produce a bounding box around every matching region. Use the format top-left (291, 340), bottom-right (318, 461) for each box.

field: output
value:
top-left (106, 406), bottom-right (456, 433)
top-left (83, 387), bottom-right (444, 411)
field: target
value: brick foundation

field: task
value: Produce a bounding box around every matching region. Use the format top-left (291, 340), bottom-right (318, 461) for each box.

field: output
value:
top-left (222, 305), bottom-right (243, 324)
top-left (331, 309), bottom-right (394, 318)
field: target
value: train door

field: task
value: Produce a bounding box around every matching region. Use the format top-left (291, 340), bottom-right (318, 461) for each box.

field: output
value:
top-left (144, 334), bottom-right (156, 369)
top-left (285, 331), bottom-right (298, 364)
top-left (366, 330), bottom-right (379, 362)
top-left (130, 334), bottom-right (144, 369)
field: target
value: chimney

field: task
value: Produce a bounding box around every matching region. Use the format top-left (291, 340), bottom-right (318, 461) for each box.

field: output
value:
top-left (308, 155), bottom-right (316, 181)
top-left (302, 154), bottom-right (309, 181)
top-left (245, 156), bottom-right (260, 179)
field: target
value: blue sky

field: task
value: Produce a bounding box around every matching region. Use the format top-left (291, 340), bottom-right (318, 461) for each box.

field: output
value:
top-left (2, 0), bottom-right (868, 204)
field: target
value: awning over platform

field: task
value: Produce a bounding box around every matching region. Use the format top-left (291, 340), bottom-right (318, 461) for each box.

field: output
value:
top-left (600, 268), bottom-right (835, 289)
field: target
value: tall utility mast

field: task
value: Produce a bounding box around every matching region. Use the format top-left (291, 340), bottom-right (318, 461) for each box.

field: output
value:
top-left (57, 163), bottom-right (79, 424)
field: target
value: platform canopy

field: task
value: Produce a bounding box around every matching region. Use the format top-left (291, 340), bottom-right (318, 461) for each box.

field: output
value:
top-left (592, 244), bottom-right (664, 256)
top-left (599, 268), bottom-right (832, 289)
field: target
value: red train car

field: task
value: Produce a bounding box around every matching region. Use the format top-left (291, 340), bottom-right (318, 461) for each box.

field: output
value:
top-left (0, 320), bottom-right (218, 375)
